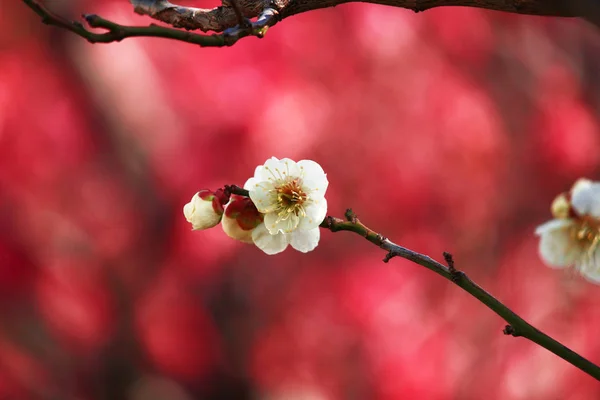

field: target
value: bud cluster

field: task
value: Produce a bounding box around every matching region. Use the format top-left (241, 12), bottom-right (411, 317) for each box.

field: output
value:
top-left (183, 157), bottom-right (328, 255)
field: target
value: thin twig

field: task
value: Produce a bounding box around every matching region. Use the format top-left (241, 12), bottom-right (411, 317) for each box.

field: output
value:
top-left (22, 0), bottom-right (278, 47)
top-left (225, 186), bottom-right (600, 380)
top-left (319, 209), bottom-right (600, 381)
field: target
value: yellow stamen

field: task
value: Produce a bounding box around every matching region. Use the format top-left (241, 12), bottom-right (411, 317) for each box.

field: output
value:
top-left (571, 216), bottom-right (600, 259)
top-left (270, 178), bottom-right (309, 226)
top-left (551, 193), bottom-right (570, 219)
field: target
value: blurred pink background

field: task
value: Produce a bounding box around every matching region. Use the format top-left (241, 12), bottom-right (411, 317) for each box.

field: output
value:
top-left (2, 1), bottom-right (600, 399)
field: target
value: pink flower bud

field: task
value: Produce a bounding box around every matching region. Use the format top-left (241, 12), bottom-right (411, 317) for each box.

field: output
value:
top-left (221, 196), bottom-right (264, 243)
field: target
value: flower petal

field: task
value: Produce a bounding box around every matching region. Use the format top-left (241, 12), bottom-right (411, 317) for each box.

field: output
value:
top-left (303, 180), bottom-right (327, 202)
top-left (535, 219), bottom-right (574, 236)
top-left (572, 178), bottom-right (592, 194)
top-left (258, 157), bottom-right (300, 183)
top-left (278, 158), bottom-right (301, 180)
top-left (298, 160), bottom-right (328, 193)
top-left (537, 219), bottom-right (581, 268)
top-left (290, 228), bottom-right (320, 253)
top-left (244, 177), bottom-right (257, 190)
top-left (249, 180), bottom-right (277, 213)
top-left (252, 223), bottom-right (290, 255)
top-left (298, 198), bottom-right (327, 231)
top-left (254, 158), bottom-right (278, 182)
top-left (264, 211), bottom-right (300, 234)
top-left (221, 214), bottom-right (253, 243)
top-left (253, 165), bottom-right (264, 179)
top-left (580, 250), bottom-right (600, 284)
top-left (571, 178), bottom-right (600, 218)
top-left (183, 201), bottom-right (196, 222)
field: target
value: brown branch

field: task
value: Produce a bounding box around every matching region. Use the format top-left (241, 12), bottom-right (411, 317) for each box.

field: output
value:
top-left (23, 0), bottom-right (599, 48)
top-left (285, 0), bottom-right (600, 23)
top-left (130, 0), bottom-right (600, 33)
top-left (22, 0), bottom-right (278, 47)
top-left (130, 0), bottom-right (242, 33)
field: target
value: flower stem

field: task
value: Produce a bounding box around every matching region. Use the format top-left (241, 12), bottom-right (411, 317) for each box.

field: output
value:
top-left (321, 209), bottom-right (600, 381)
top-left (225, 185), bottom-right (250, 197)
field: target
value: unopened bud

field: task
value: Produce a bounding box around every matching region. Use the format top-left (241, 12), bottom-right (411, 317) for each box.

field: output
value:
top-left (222, 196), bottom-right (263, 243)
top-left (183, 189), bottom-right (230, 230)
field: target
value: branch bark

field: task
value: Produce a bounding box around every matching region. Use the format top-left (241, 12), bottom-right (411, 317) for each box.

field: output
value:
top-left (22, 0), bottom-right (277, 47)
top-left (224, 185), bottom-right (600, 381)
top-left (130, 0), bottom-right (600, 33)
top-left (284, 0), bottom-right (598, 19)
top-left (22, 0), bottom-right (599, 48)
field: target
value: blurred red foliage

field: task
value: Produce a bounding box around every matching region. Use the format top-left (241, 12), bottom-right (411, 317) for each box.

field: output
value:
top-left (135, 271), bottom-right (220, 381)
top-left (1, 0), bottom-right (600, 398)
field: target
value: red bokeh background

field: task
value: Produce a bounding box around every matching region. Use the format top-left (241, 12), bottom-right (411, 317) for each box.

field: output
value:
top-left (1, 1), bottom-right (600, 398)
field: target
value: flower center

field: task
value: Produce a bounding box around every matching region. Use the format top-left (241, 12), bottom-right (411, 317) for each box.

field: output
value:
top-left (275, 179), bottom-right (307, 217)
top-left (572, 216), bottom-right (600, 256)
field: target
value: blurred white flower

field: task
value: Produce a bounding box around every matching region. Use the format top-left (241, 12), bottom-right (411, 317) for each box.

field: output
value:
top-left (248, 157), bottom-right (328, 235)
top-left (536, 178), bottom-right (600, 283)
top-left (183, 189), bottom-right (228, 230)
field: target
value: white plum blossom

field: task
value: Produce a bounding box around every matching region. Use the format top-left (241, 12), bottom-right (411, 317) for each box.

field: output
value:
top-left (248, 157), bottom-right (328, 234)
top-left (245, 158), bottom-right (328, 255)
top-left (536, 178), bottom-right (600, 283)
top-left (183, 189), bottom-right (228, 230)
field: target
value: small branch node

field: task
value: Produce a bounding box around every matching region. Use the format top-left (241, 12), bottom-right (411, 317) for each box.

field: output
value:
top-left (83, 14), bottom-right (100, 27)
top-left (383, 250), bottom-right (398, 263)
top-left (503, 325), bottom-right (521, 337)
top-left (344, 209), bottom-right (358, 223)
top-left (443, 251), bottom-right (455, 270)
top-left (443, 251), bottom-right (463, 282)
top-left (255, 26), bottom-right (269, 38)
top-left (324, 216), bottom-right (335, 229)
